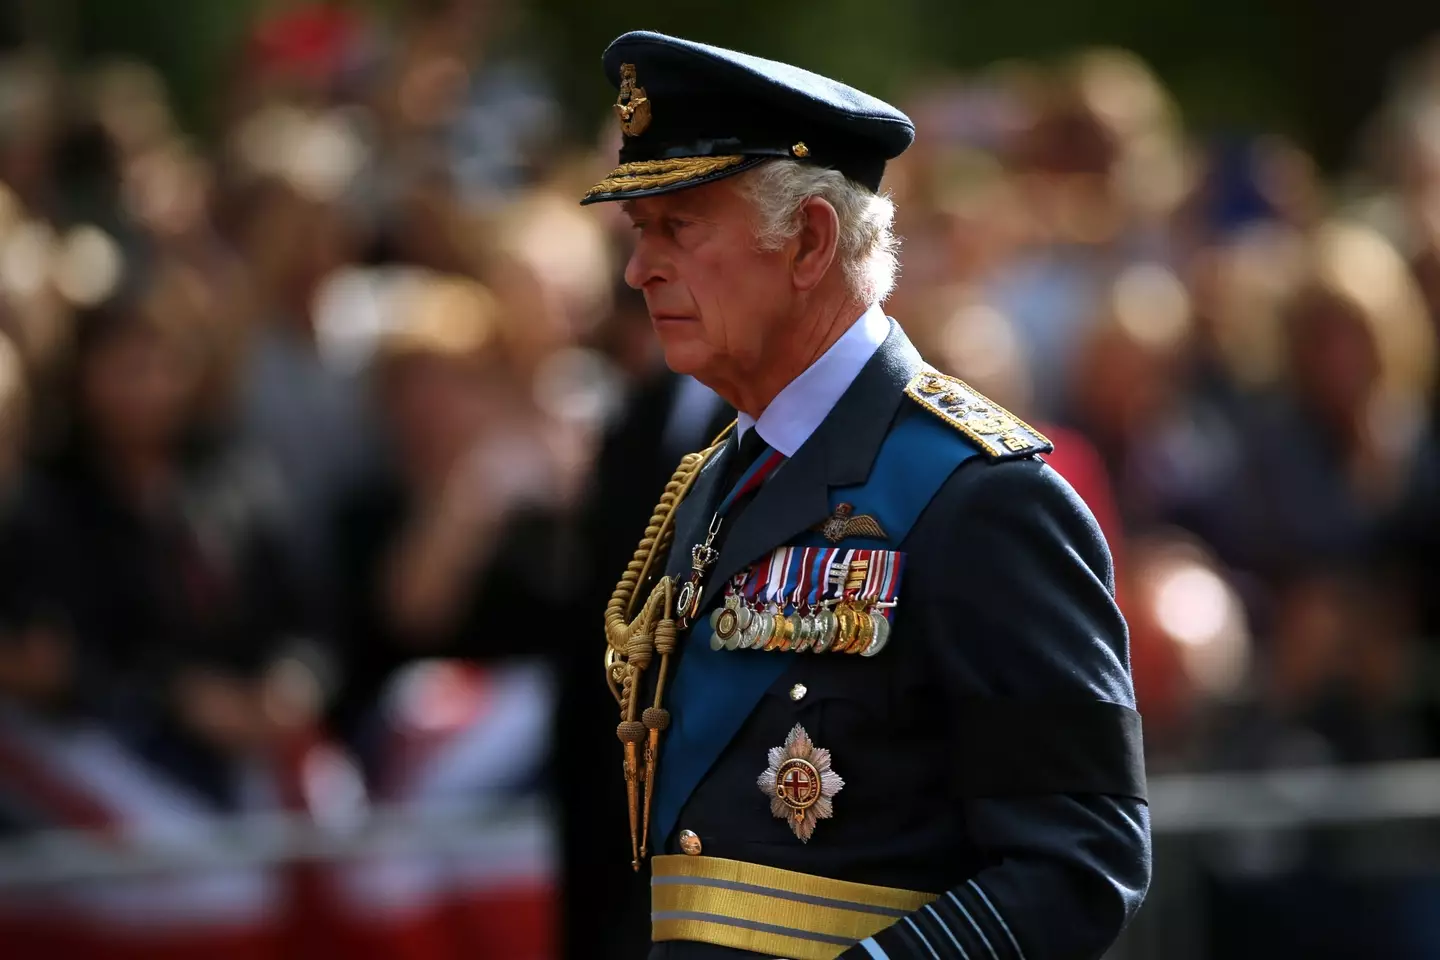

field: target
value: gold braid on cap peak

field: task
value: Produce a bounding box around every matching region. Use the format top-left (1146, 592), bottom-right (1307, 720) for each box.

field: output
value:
top-left (584, 155), bottom-right (748, 199)
top-left (604, 421), bottom-right (734, 869)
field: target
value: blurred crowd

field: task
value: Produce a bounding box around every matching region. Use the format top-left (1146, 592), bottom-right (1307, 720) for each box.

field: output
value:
top-left (2, 1), bottom-right (1440, 957)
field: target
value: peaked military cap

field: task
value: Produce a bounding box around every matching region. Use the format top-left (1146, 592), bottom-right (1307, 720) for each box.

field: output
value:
top-left (580, 31), bottom-right (916, 205)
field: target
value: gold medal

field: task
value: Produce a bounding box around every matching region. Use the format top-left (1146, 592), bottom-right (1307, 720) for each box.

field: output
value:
top-left (846, 605), bottom-right (875, 654)
top-left (832, 602), bottom-right (857, 653)
top-left (778, 612), bottom-right (797, 651)
top-left (766, 610), bottom-right (794, 651)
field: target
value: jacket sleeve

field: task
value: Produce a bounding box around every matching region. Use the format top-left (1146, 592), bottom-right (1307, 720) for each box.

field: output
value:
top-left (840, 457), bottom-right (1151, 960)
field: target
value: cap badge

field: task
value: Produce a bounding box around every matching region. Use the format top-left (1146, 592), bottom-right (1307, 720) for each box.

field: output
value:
top-left (758, 724), bottom-right (844, 842)
top-left (614, 63), bottom-right (652, 137)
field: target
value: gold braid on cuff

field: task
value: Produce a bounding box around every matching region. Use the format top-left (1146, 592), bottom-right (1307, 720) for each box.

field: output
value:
top-left (584, 156), bottom-right (748, 198)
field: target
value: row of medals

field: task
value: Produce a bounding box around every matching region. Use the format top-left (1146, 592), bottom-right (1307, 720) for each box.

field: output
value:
top-left (709, 595), bottom-right (892, 657)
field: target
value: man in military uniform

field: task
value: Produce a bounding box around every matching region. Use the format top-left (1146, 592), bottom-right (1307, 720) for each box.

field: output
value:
top-left (586, 31), bottom-right (1150, 960)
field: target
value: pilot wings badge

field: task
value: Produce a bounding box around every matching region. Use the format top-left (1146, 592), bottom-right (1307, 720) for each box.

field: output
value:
top-left (758, 724), bottom-right (844, 842)
top-left (815, 503), bottom-right (886, 544)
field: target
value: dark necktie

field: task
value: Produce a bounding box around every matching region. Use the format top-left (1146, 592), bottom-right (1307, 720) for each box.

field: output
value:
top-left (707, 427), bottom-right (774, 560)
top-left (720, 426), bottom-right (771, 496)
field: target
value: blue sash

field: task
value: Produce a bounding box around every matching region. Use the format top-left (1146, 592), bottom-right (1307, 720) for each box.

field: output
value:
top-left (652, 411), bottom-right (982, 844)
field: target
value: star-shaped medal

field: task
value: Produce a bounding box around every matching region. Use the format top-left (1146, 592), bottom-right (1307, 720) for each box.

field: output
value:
top-left (757, 724), bottom-right (844, 842)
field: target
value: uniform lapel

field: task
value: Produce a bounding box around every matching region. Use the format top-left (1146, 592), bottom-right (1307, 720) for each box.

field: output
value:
top-left (664, 432), bottom-right (736, 580)
top-left (653, 321), bottom-right (926, 845)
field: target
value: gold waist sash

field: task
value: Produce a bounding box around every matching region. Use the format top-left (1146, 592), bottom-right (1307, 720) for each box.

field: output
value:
top-left (651, 855), bottom-right (937, 960)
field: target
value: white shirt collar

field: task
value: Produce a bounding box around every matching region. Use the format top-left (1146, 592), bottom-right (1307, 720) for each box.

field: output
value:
top-left (736, 303), bottom-right (890, 456)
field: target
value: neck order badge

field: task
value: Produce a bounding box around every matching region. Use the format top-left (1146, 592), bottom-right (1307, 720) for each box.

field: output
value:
top-left (675, 444), bottom-right (785, 627)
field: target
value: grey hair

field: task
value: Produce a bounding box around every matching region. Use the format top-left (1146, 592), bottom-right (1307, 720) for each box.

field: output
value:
top-left (737, 160), bottom-right (900, 304)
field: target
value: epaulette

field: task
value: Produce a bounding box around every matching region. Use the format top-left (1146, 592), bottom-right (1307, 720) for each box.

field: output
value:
top-left (904, 370), bottom-right (1053, 460)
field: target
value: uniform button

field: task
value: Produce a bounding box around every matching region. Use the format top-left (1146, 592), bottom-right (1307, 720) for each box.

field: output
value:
top-left (790, 683), bottom-right (807, 701)
top-left (678, 830), bottom-right (703, 856)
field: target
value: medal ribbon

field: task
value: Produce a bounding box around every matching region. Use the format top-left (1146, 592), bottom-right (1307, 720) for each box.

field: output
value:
top-left (725, 570), bottom-right (747, 600)
top-left (876, 551), bottom-right (904, 620)
top-left (828, 549), bottom-right (853, 604)
top-left (763, 547), bottom-right (791, 606)
top-left (803, 548), bottom-right (831, 612)
top-left (862, 550), bottom-right (884, 604)
top-left (787, 547), bottom-right (816, 613)
top-left (844, 549), bottom-right (874, 601)
top-left (748, 551), bottom-right (774, 605)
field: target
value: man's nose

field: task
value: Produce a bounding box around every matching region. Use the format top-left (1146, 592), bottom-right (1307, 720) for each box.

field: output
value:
top-left (624, 236), bottom-right (667, 290)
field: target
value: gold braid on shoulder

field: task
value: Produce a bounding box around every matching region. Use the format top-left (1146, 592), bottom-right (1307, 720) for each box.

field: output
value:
top-left (604, 422), bottom-right (733, 870)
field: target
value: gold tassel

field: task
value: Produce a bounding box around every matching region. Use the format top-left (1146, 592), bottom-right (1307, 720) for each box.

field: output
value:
top-left (605, 424), bottom-right (732, 868)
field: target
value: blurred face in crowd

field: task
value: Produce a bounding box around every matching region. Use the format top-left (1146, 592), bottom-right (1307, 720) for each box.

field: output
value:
top-left (80, 319), bottom-right (202, 455)
top-left (1072, 323), bottom-right (1180, 451)
top-left (378, 351), bottom-right (500, 480)
top-left (239, 182), bottom-right (357, 320)
top-left (1286, 288), bottom-right (1380, 427)
top-left (621, 177), bottom-right (826, 394)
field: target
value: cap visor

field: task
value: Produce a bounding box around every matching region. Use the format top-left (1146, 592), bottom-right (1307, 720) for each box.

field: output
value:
top-left (579, 155), bottom-right (764, 205)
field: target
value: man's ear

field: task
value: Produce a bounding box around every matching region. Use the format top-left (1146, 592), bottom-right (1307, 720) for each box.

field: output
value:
top-left (791, 196), bottom-right (839, 292)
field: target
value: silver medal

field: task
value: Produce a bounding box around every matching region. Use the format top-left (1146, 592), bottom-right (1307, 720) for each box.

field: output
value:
top-left (738, 605), bottom-right (764, 649)
top-left (794, 613), bottom-right (816, 652)
top-left (812, 609), bottom-right (838, 654)
top-left (753, 607), bottom-right (777, 650)
top-left (861, 610), bottom-right (891, 657)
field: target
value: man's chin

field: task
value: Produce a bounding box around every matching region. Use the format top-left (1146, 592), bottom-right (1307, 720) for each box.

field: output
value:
top-left (657, 339), bottom-right (712, 380)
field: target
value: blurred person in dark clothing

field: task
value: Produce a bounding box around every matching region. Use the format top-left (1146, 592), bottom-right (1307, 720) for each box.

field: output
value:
top-left (0, 261), bottom-right (313, 806)
top-left (1222, 221), bottom-right (1433, 591)
top-left (228, 176), bottom-right (379, 598)
top-left (1063, 262), bottom-right (1232, 535)
top-left (982, 50), bottom-right (1186, 422)
top-left (1175, 221), bottom-right (1435, 772)
top-left (0, 331), bottom-right (62, 726)
top-left (328, 273), bottom-right (586, 766)
top-left (375, 0), bottom-right (558, 213)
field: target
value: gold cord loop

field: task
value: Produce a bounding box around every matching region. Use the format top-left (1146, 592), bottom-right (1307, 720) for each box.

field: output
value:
top-left (605, 423), bottom-right (733, 869)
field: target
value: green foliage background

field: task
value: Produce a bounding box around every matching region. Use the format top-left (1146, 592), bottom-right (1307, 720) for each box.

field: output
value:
top-left (15, 0), bottom-right (1440, 169)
